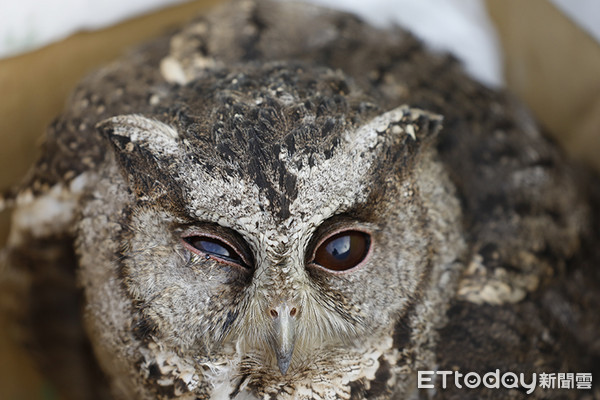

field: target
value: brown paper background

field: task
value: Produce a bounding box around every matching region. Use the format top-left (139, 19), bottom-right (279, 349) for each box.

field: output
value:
top-left (1, 0), bottom-right (598, 398)
top-left (486, 0), bottom-right (600, 172)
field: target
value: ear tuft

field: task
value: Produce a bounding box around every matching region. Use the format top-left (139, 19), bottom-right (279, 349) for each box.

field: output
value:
top-left (377, 106), bottom-right (443, 142)
top-left (95, 115), bottom-right (183, 200)
top-left (96, 114), bottom-right (180, 155)
top-left (348, 105), bottom-right (443, 153)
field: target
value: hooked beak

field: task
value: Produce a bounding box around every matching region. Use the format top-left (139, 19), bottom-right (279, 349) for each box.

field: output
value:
top-left (270, 302), bottom-right (298, 375)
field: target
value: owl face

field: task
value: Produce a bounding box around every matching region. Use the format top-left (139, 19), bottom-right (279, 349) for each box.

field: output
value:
top-left (86, 64), bottom-right (449, 394)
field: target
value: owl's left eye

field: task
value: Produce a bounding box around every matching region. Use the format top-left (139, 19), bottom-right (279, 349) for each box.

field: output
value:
top-left (182, 235), bottom-right (250, 268)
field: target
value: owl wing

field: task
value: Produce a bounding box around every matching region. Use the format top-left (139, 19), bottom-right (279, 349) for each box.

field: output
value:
top-left (381, 32), bottom-right (600, 398)
top-left (372, 20), bottom-right (600, 398)
top-left (404, 49), bottom-right (600, 389)
top-left (0, 30), bottom-right (174, 400)
top-left (432, 159), bottom-right (600, 399)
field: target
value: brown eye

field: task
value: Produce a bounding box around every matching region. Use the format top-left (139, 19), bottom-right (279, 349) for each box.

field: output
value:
top-left (182, 235), bottom-right (248, 268)
top-left (313, 230), bottom-right (371, 272)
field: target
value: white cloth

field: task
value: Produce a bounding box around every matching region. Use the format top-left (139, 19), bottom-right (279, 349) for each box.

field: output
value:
top-left (292, 0), bottom-right (503, 87)
top-left (0, 0), bottom-right (505, 87)
top-left (0, 0), bottom-right (188, 57)
top-left (550, 0), bottom-right (600, 45)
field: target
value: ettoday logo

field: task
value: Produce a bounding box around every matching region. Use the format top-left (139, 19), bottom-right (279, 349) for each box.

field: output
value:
top-left (418, 370), bottom-right (593, 394)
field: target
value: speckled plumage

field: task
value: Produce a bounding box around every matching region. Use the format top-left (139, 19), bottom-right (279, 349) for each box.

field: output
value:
top-left (1, 1), bottom-right (599, 399)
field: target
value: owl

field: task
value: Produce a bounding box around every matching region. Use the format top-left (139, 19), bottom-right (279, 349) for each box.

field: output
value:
top-left (1, 0), bottom-right (599, 399)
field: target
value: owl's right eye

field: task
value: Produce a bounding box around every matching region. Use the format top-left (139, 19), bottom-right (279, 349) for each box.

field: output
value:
top-left (182, 235), bottom-right (250, 269)
top-left (311, 230), bottom-right (371, 273)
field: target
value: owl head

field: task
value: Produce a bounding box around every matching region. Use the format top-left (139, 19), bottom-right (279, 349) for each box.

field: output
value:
top-left (90, 63), bottom-right (460, 388)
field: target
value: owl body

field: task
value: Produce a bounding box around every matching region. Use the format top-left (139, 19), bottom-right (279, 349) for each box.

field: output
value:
top-left (1, 1), bottom-right (599, 399)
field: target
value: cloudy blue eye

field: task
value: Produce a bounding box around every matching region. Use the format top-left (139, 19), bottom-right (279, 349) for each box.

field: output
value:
top-left (313, 230), bottom-right (370, 272)
top-left (183, 236), bottom-right (246, 266)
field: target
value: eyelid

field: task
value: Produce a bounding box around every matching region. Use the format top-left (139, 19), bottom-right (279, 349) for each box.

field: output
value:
top-left (181, 231), bottom-right (252, 268)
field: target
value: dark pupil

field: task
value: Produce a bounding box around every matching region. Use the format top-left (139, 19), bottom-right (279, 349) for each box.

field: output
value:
top-left (314, 231), bottom-right (369, 272)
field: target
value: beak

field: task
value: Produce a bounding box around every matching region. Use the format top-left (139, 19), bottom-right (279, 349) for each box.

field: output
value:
top-left (270, 302), bottom-right (298, 375)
